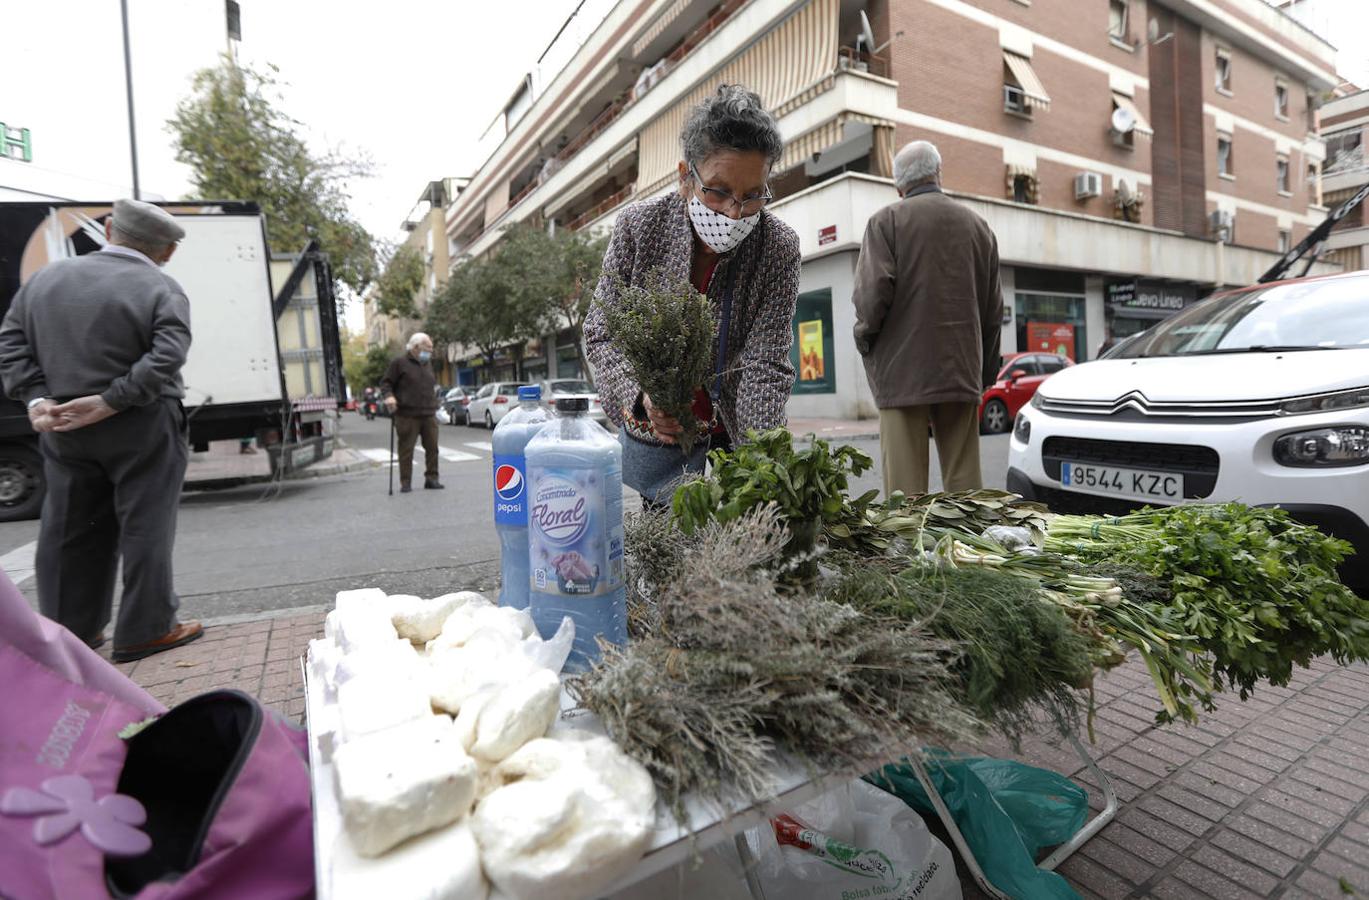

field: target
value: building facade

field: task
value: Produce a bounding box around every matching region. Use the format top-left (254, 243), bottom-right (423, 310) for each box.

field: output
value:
top-left (443, 0), bottom-right (1340, 419)
top-left (1319, 90), bottom-right (1368, 274)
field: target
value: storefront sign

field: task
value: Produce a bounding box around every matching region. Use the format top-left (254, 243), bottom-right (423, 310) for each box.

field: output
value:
top-left (818, 225), bottom-right (836, 246)
top-left (1106, 280), bottom-right (1194, 311)
top-left (0, 123), bottom-right (32, 163)
top-left (1027, 322), bottom-right (1076, 360)
top-left (791, 289), bottom-right (835, 394)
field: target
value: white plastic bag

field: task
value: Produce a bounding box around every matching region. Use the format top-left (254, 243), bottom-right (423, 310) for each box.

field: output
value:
top-left (435, 406), bottom-right (451, 425)
top-left (750, 779), bottom-right (962, 900)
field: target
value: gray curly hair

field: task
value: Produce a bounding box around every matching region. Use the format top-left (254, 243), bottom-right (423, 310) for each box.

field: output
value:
top-left (680, 84), bottom-right (784, 170)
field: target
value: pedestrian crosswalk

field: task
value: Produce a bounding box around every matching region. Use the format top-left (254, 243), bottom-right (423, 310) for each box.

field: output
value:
top-left (359, 445), bottom-right (486, 465)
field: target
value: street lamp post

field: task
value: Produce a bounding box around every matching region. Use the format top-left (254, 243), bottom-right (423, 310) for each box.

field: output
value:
top-left (120, 0), bottom-right (140, 200)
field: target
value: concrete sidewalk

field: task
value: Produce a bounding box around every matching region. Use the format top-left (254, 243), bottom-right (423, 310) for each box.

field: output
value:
top-left (99, 611), bottom-right (1369, 899)
top-left (183, 439), bottom-right (375, 489)
top-left (788, 416), bottom-right (880, 441)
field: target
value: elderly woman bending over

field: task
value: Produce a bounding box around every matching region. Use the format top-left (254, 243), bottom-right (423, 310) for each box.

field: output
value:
top-left (583, 84), bottom-right (801, 503)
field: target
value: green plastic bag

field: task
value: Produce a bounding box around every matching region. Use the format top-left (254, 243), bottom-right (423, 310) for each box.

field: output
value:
top-left (866, 752), bottom-right (1087, 900)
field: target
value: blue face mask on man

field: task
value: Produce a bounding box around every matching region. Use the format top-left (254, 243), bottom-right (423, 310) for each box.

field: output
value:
top-left (417, 350), bottom-right (432, 363)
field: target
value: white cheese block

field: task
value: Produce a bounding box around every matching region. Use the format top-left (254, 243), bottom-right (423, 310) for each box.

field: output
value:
top-left (335, 606), bottom-right (399, 653)
top-left (392, 593), bottom-right (478, 644)
top-left (336, 669), bottom-right (431, 743)
top-left (426, 605), bottom-right (534, 655)
top-left (334, 716), bottom-right (479, 857)
top-left (330, 819), bottom-right (488, 900)
top-left (428, 631), bottom-right (538, 715)
top-left (454, 668), bottom-right (561, 763)
top-left (472, 735), bottom-right (656, 900)
top-left (335, 587), bottom-right (388, 613)
top-left (334, 638), bottom-right (422, 688)
top-left (308, 638), bottom-right (344, 700)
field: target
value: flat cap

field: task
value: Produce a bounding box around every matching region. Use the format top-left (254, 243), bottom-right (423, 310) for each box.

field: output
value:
top-left (111, 199), bottom-right (186, 244)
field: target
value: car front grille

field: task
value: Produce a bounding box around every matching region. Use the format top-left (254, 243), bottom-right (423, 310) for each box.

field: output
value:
top-left (1041, 436), bottom-right (1219, 499)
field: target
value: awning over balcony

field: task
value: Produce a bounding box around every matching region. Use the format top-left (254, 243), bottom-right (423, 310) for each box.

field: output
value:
top-left (633, 0), bottom-right (690, 58)
top-left (484, 181), bottom-right (510, 228)
top-left (636, 0), bottom-right (840, 196)
top-left (775, 112), bottom-right (896, 176)
top-left (1003, 51), bottom-right (1051, 110)
top-left (1111, 92), bottom-right (1153, 136)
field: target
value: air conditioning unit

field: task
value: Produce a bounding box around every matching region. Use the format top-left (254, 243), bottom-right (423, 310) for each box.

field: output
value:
top-left (1074, 172), bottom-right (1103, 200)
top-left (1003, 84), bottom-right (1028, 114)
top-left (1211, 209), bottom-right (1235, 240)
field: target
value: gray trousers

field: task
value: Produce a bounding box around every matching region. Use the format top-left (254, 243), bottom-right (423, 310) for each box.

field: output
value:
top-left (36, 398), bottom-right (188, 647)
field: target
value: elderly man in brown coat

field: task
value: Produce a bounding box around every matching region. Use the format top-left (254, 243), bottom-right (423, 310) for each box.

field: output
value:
top-left (852, 140), bottom-right (1003, 495)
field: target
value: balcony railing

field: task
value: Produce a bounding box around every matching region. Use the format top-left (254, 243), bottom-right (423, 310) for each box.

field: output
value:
top-left (568, 183), bottom-right (636, 231)
top-left (481, 0), bottom-right (749, 231)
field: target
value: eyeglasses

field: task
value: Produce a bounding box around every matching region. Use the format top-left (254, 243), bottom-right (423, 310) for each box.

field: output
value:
top-left (690, 166), bottom-right (772, 216)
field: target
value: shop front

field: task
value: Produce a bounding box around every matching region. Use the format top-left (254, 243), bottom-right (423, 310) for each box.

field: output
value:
top-left (1104, 279), bottom-right (1200, 348)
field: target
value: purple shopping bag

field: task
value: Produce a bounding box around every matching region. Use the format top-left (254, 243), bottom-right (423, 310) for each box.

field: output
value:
top-left (0, 568), bottom-right (314, 899)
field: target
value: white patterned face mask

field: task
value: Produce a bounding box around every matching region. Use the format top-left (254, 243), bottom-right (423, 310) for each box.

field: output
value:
top-left (687, 196), bottom-right (760, 254)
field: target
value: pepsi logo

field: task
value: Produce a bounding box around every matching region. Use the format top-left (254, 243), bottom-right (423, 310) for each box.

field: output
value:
top-left (495, 464), bottom-right (524, 501)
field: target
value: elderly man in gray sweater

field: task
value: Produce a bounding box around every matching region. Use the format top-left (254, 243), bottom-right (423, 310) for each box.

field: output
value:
top-left (0, 199), bottom-right (203, 662)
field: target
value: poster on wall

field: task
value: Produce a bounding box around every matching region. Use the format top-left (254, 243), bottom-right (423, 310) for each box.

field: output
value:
top-left (790, 289), bottom-right (835, 394)
top-left (1027, 322), bottom-right (1076, 360)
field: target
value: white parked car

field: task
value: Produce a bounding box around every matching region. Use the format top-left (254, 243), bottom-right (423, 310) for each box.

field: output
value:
top-left (537, 379), bottom-right (611, 428)
top-left (466, 382), bottom-right (529, 429)
top-left (1008, 271), bottom-right (1369, 594)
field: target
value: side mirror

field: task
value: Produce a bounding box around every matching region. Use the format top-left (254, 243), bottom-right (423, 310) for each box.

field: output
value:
top-left (1009, 369), bottom-right (1028, 381)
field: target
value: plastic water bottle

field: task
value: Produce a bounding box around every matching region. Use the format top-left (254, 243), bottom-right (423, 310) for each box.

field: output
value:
top-left (525, 397), bottom-right (626, 672)
top-left (492, 385), bottom-right (550, 609)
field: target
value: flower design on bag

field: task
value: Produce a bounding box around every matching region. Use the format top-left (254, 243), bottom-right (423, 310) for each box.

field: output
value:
top-left (1, 774), bottom-right (151, 856)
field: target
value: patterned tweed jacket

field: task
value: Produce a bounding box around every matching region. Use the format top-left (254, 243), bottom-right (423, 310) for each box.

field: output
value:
top-left (583, 193), bottom-right (801, 445)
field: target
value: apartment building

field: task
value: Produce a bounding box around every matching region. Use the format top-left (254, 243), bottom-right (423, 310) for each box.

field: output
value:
top-left (443, 0), bottom-right (1339, 418)
top-left (365, 180), bottom-right (460, 379)
top-left (1319, 89), bottom-right (1369, 274)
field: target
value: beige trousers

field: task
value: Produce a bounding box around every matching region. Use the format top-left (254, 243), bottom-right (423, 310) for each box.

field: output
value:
top-left (879, 402), bottom-right (983, 496)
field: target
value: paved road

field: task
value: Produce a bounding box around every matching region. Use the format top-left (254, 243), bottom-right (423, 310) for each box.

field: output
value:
top-left (0, 412), bottom-right (1012, 623)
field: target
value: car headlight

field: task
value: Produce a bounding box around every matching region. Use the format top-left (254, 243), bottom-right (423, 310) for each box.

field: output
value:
top-left (1030, 392), bottom-right (1046, 410)
top-left (1013, 412), bottom-right (1031, 444)
top-left (1280, 387), bottom-right (1369, 415)
top-left (1273, 426), bottom-right (1369, 467)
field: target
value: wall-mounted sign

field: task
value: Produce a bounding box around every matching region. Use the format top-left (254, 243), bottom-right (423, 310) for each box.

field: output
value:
top-left (1027, 322), bottom-right (1076, 360)
top-left (791, 289), bottom-right (835, 394)
top-left (0, 123), bottom-right (33, 163)
top-left (818, 225), bottom-right (836, 246)
top-left (1106, 279), bottom-right (1194, 311)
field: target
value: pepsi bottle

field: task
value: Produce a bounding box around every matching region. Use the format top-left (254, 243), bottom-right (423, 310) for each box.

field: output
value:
top-left (525, 397), bottom-right (627, 672)
top-left (491, 385), bottom-right (549, 609)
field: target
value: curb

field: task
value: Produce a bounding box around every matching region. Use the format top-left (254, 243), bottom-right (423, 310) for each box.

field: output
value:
top-left (183, 454), bottom-right (379, 492)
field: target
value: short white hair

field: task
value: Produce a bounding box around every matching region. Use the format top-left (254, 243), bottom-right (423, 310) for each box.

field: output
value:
top-left (893, 141), bottom-right (942, 193)
top-left (406, 332), bottom-right (431, 351)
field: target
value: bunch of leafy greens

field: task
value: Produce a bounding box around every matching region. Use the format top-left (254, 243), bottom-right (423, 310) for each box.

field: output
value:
top-left (600, 271), bottom-right (715, 453)
top-left (574, 506), bottom-right (981, 824)
top-left (827, 490), bottom-right (1051, 556)
top-left (672, 428), bottom-right (872, 559)
top-left (1046, 504), bottom-right (1369, 698)
top-left (822, 557), bottom-right (1097, 743)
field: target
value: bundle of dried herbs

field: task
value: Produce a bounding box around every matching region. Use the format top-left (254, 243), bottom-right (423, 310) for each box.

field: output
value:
top-left (600, 270), bottom-right (715, 453)
top-left (822, 557), bottom-right (1097, 743)
top-left (573, 506), bottom-right (981, 823)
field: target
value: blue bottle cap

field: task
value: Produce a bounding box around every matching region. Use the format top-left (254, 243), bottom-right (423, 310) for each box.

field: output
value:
top-left (518, 385), bottom-right (542, 401)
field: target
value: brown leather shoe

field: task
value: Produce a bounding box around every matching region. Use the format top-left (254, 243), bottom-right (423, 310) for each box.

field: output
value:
top-left (112, 621), bottom-right (205, 663)
top-left (85, 633), bottom-right (108, 651)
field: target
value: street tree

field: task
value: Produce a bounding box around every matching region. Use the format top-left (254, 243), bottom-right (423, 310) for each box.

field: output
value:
top-left (497, 224), bottom-right (608, 375)
top-left (372, 244), bottom-right (427, 319)
top-left (167, 57), bottom-right (378, 296)
top-left (426, 256), bottom-right (528, 372)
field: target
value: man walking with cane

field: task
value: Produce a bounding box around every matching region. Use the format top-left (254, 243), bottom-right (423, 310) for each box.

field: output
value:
top-left (381, 332), bottom-right (444, 493)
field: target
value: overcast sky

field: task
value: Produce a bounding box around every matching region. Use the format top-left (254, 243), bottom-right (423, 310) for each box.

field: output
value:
top-left (2, 0), bottom-right (582, 327)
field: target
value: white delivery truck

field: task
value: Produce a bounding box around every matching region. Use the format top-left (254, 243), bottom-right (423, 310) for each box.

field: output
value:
top-left (0, 200), bottom-right (345, 520)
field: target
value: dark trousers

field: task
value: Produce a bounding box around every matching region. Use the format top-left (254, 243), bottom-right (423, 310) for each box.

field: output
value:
top-left (393, 413), bottom-right (439, 486)
top-left (36, 399), bottom-right (188, 648)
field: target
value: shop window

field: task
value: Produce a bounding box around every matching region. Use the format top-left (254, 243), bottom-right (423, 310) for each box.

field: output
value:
top-left (1275, 81), bottom-right (1289, 120)
top-left (790, 289), bottom-right (835, 395)
top-left (1016, 292), bottom-right (1086, 362)
top-left (1215, 49), bottom-right (1232, 93)
top-left (1217, 135), bottom-right (1234, 177)
top-left (1276, 156), bottom-right (1290, 195)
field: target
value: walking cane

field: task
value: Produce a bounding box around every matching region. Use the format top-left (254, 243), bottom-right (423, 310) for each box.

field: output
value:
top-left (388, 413), bottom-right (396, 496)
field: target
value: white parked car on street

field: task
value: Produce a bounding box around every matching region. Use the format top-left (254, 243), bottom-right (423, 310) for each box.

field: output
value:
top-left (466, 382), bottom-right (529, 429)
top-left (537, 379), bottom-right (612, 428)
top-left (1008, 271), bottom-right (1369, 594)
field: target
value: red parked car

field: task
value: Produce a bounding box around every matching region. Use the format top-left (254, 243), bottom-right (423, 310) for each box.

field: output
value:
top-left (978, 352), bottom-right (1073, 434)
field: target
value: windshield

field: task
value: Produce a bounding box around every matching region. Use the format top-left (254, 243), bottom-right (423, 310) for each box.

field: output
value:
top-left (1112, 276), bottom-right (1369, 359)
top-left (550, 380), bottom-right (595, 394)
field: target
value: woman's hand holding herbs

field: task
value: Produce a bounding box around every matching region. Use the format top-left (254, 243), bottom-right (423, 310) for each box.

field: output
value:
top-left (643, 393), bottom-right (684, 445)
